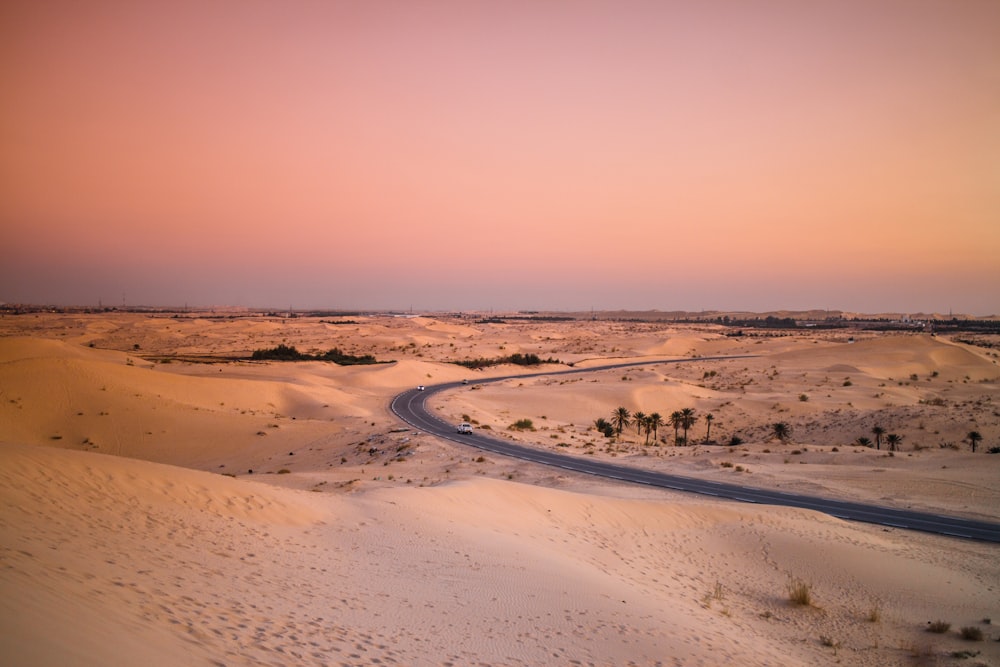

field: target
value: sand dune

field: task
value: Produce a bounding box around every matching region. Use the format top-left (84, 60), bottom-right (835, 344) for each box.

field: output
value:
top-left (2, 314), bottom-right (998, 665)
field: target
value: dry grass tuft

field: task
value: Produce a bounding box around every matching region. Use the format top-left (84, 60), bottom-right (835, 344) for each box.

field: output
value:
top-left (926, 620), bottom-right (951, 634)
top-left (787, 578), bottom-right (812, 606)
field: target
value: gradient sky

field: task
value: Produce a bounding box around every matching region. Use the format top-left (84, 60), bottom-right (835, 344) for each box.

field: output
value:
top-left (2, 1), bottom-right (998, 314)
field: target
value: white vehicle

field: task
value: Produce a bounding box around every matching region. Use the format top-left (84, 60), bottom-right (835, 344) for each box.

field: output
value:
top-left (416, 385), bottom-right (425, 391)
top-left (456, 422), bottom-right (474, 434)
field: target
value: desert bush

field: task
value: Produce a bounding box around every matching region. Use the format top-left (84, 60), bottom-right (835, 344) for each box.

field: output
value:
top-left (510, 418), bottom-right (535, 431)
top-left (251, 344), bottom-right (378, 365)
top-left (988, 447), bottom-right (1000, 454)
top-left (277, 469), bottom-right (291, 474)
top-left (959, 626), bottom-right (984, 641)
top-left (787, 579), bottom-right (812, 606)
top-left (728, 435), bottom-right (744, 446)
top-left (926, 620), bottom-right (951, 634)
top-left (455, 353), bottom-right (561, 369)
top-left (866, 604), bottom-right (882, 623)
top-left (799, 393), bottom-right (809, 402)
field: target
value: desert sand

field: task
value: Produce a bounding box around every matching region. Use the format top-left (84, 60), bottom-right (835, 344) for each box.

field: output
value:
top-left (2, 312), bottom-right (998, 666)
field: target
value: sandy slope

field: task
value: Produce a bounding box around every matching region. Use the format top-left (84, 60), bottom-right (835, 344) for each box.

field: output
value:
top-left (2, 314), bottom-right (999, 665)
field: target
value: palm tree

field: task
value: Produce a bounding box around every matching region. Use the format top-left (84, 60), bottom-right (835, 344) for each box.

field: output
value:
top-left (855, 436), bottom-right (872, 447)
top-left (670, 411), bottom-right (683, 444)
top-left (641, 415), bottom-right (653, 445)
top-left (680, 408), bottom-right (697, 445)
top-left (633, 411), bottom-right (647, 436)
top-left (771, 422), bottom-right (791, 442)
top-left (871, 425), bottom-right (885, 451)
top-left (967, 431), bottom-right (983, 453)
top-left (648, 412), bottom-right (664, 444)
top-left (611, 407), bottom-right (631, 439)
top-left (885, 433), bottom-right (903, 451)
top-left (704, 413), bottom-right (714, 443)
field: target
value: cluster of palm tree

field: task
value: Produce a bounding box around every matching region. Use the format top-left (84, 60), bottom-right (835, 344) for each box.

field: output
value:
top-left (855, 425), bottom-right (904, 451)
top-left (858, 428), bottom-right (986, 452)
top-left (605, 406), bottom-right (712, 445)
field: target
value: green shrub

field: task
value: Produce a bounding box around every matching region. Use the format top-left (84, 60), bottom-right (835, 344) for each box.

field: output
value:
top-left (510, 418), bottom-right (535, 431)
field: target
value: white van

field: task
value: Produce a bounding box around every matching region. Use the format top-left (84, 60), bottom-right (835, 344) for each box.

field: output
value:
top-left (456, 422), bottom-right (474, 434)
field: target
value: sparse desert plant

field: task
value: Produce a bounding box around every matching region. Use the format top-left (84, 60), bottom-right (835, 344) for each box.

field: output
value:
top-left (787, 578), bottom-right (812, 606)
top-left (772, 422), bottom-right (791, 442)
top-left (510, 418), bottom-right (535, 431)
top-left (702, 580), bottom-right (726, 608)
top-left (855, 436), bottom-right (872, 447)
top-left (959, 626), bottom-right (984, 641)
top-left (277, 469), bottom-right (291, 474)
top-left (866, 603), bottom-right (882, 623)
top-left (926, 620), bottom-right (951, 634)
top-left (727, 435), bottom-right (744, 446)
top-left (799, 393), bottom-right (809, 402)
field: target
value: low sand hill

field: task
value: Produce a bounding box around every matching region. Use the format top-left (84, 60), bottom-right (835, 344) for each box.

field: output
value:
top-left (3, 442), bottom-right (997, 666)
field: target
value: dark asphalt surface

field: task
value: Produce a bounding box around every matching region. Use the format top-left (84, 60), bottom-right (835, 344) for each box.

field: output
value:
top-left (390, 357), bottom-right (1000, 543)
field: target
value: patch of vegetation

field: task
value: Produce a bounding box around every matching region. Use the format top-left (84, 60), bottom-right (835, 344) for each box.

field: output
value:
top-left (951, 649), bottom-right (980, 659)
top-left (510, 418), bottom-right (535, 431)
top-left (959, 626), bottom-right (984, 641)
top-left (453, 353), bottom-right (562, 369)
top-left (250, 344), bottom-right (379, 365)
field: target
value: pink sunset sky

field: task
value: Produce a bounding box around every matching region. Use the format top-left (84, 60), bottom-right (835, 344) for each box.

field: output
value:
top-left (2, 1), bottom-right (998, 314)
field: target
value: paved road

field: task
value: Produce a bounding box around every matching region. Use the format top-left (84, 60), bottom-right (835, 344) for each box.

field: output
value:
top-left (390, 357), bottom-right (1000, 543)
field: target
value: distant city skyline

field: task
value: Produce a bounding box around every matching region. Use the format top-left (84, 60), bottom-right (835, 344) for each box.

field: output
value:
top-left (2, 1), bottom-right (998, 315)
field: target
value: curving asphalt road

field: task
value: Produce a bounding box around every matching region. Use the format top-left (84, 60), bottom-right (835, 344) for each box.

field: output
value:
top-left (391, 357), bottom-right (1000, 543)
